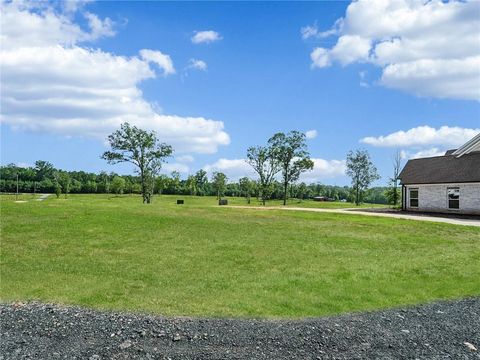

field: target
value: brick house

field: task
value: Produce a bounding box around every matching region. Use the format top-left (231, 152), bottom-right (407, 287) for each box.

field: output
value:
top-left (399, 133), bottom-right (480, 215)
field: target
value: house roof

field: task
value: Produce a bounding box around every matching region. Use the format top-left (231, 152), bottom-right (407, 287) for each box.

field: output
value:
top-left (399, 152), bottom-right (480, 184)
top-left (452, 133), bottom-right (480, 157)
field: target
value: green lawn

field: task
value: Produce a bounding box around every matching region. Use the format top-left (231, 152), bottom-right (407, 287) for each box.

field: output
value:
top-left (1, 194), bottom-right (479, 318)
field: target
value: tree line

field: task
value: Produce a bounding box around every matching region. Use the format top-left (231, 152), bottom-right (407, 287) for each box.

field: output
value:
top-left (1, 123), bottom-right (401, 205)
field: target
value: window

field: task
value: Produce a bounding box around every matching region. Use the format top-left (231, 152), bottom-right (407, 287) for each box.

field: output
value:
top-left (409, 188), bottom-right (419, 208)
top-left (447, 187), bottom-right (460, 209)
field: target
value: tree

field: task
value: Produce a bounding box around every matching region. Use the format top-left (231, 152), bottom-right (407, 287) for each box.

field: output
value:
top-left (101, 123), bottom-right (173, 203)
top-left (170, 171), bottom-right (181, 194)
top-left (185, 175), bottom-right (197, 195)
top-left (154, 175), bottom-right (169, 195)
top-left (194, 169), bottom-right (208, 196)
top-left (296, 182), bottom-right (308, 201)
top-left (386, 150), bottom-right (402, 207)
top-left (34, 160), bottom-right (54, 182)
top-left (246, 145), bottom-right (281, 205)
top-left (54, 180), bottom-right (61, 198)
top-left (55, 171), bottom-right (71, 198)
top-left (238, 177), bottom-right (254, 204)
top-left (211, 172), bottom-right (227, 199)
top-left (111, 176), bottom-right (126, 195)
top-left (346, 149), bottom-right (380, 205)
top-left (268, 131), bottom-right (314, 205)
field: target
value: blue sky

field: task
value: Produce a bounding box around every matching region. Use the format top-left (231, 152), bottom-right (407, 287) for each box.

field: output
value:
top-left (1, 0), bottom-right (479, 185)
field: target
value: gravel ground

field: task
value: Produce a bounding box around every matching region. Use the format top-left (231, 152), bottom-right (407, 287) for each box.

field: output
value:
top-left (1, 298), bottom-right (479, 359)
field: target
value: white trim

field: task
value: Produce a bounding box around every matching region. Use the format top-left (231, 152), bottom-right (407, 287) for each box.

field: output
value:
top-left (452, 133), bottom-right (480, 158)
top-left (405, 182), bottom-right (480, 187)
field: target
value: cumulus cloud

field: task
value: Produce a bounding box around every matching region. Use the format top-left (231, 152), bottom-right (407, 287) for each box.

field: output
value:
top-left (187, 59), bottom-right (207, 71)
top-left (191, 30), bottom-right (222, 44)
top-left (203, 157), bottom-right (346, 183)
top-left (306, 0), bottom-right (480, 100)
top-left (299, 158), bottom-right (346, 183)
top-left (203, 159), bottom-right (255, 181)
top-left (140, 49), bottom-right (175, 76)
top-left (301, 21), bottom-right (341, 40)
top-left (162, 163), bottom-right (190, 174)
top-left (0, 1), bottom-right (230, 154)
top-left (305, 130), bottom-right (318, 139)
top-left (176, 155), bottom-right (195, 163)
top-left (402, 148), bottom-right (446, 159)
top-left (361, 126), bottom-right (480, 148)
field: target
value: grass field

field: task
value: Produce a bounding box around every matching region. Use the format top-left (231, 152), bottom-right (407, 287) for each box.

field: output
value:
top-left (1, 194), bottom-right (479, 318)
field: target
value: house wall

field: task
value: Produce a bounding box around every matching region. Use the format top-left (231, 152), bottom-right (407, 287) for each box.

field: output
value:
top-left (404, 182), bottom-right (480, 215)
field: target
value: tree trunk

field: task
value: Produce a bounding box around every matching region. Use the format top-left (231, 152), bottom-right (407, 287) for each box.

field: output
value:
top-left (356, 185), bottom-right (359, 206)
top-left (283, 180), bottom-right (288, 206)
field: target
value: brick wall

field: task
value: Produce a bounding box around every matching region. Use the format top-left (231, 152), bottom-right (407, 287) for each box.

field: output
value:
top-left (405, 183), bottom-right (480, 215)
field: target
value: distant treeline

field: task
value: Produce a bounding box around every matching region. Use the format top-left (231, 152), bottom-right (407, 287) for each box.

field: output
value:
top-left (0, 161), bottom-right (389, 204)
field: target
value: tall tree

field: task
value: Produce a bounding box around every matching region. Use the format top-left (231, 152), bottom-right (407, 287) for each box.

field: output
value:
top-left (268, 131), bottom-right (314, 205)
top-left (194, 169), bottom-right (208, 196)
top-left (56, 171), bottom-right (71, 198)
top-left (34, 160), bottom-right (54, 182)
top-left (385, 150), bottom-right (402, 207)
top-left (185, 175), bottom-right (197, 195)
top-left (238, 177), bottom-right (254, 204)
top-left (246, 145), bottom-right (280, 205)
top-left (211, 172), bottom-right (227, 199)
top-left (111, 176), bottom-right (126, 195)
top-left (346, 149), bottom-right (380, 205)
top-left (101, 123), bottom-right (173, 203)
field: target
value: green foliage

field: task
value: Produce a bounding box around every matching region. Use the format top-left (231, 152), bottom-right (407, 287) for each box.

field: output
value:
top-left (54, 181), bottom-right (61, 198)
top-left (385, 187), bottom-right (401, 207)
top-left (346, 149), bottom-right (381, 205)
top-left (101, 122), bottom-right (173, 204)
top-left (268, 131), bottom-right (314, 205)
top-left (246, 145), bottom-right (281, 205)
top-left (239, 177), bottom-right (254, 203)
top-left (211, 172), bottom-right (228, 199)
top-left (111, 176), bottom-right (126, 195)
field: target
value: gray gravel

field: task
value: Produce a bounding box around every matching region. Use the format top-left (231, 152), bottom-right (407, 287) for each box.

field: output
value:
top-left (1, 298), bottom-right (479, 359)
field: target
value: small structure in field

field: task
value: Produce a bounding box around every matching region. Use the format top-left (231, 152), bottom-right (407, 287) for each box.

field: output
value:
top-left (177, 199), bottom-right (184, 205)
top-left (313, 196), bottom-right (332, 202)
top-left (399, 133), bottom-right (480, 215)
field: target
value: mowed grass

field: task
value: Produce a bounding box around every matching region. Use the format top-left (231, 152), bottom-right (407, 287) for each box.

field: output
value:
top-left (225, 196), bottom-right (387, 209)
top-left (1, 194), bottom-right (479, 318)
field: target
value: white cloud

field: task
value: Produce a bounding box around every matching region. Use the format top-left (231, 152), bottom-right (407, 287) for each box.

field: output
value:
top-left (406, 148), bottom-right (446, 159)
top-left (299, 158), bottom-right (346, 183)
top-left (305, 130), bottom-right (318, 139)
top-left (301, 24), bottom-right (319, 40)
top-left (301, 20), bottom-right (341, 40)
top-left (361, 126), bottom-right (480, 148)
top-left (16, 162), bottom-right (32, 169)
top-left (162, 163), bottom-right (190, 174)
top-left (191, 30), bottom-right (222, 44)
top-left (139, 49), bottom-right (175, 76)
top-left (84, 12), bottom-right (116, 40)
top-left (0, 2), bottom-right (230, 155)
top-left (176, 155), bottom-right (194, 163)
top-left (306, 0), bottom-right (480, 100)
top-left (203, 159), bottom-right (255, 181)
top-left (187, 59), bottom-right (207, 71)
top-left (312, 35), bottom-right (371, 68)
top-left (203, 157), bottom-right (346, 183)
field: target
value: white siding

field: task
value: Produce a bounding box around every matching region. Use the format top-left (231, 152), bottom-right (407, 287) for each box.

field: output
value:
top-left (405, 183), bottom-right (480, 215)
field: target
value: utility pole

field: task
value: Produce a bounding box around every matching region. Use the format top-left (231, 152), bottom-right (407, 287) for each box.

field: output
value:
top-left (16, 174), bottom-right (19, 201)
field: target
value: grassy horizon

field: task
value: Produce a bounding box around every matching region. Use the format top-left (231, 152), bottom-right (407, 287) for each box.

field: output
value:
top-left (1, 194), bottom-right (479, 318)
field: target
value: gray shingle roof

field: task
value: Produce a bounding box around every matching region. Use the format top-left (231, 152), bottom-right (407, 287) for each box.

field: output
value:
top-left (399, 152), bottom-right (480, 184)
